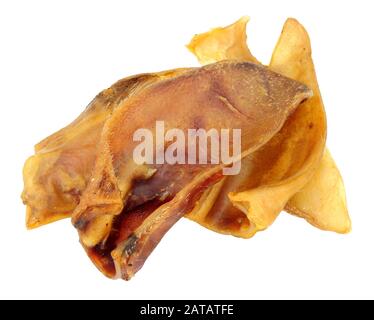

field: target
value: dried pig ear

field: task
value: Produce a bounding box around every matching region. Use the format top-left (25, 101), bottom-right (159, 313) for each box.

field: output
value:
top-left (21, 16), bottom-right (350, 282)
top-left (186, 17), bottom-right (350, 236)
top-left (71, 61), bottom-right (311, 279)
top-left (21, 70), bottom-right (188, 229)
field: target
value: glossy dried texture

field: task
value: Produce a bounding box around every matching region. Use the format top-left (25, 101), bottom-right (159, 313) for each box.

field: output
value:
top-left (186, 17), bottom-right (350, 235)
top-left (72, 61), bottom-right (310, 279)
top-left (21, 17), bottom-right (349, 281)
top-left (22, 69), bottom-right (188, 229)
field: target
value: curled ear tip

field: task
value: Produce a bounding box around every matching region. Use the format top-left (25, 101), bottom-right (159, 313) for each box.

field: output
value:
top-left (331, 224), bottom-right (352, 234)
top-left (285, 17), bottom-right (300, 25)
top-left (285, 18), bottom-right (310, 36)
top-left (239, 16), bottom-right (250, 23)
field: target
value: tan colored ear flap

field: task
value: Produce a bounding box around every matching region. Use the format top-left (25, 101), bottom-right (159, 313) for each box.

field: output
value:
top-left (187, 17), bottom-right (349, 236)
top-left (187, 16), bottom-right (259, 65)
top-left (286, 149), bottom-right (351, 233)
top-left (271, 19), bottom-right (350, 234)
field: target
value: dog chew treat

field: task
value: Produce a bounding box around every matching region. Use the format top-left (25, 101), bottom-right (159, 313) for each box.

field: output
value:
top-left (21, 17), bottom-right (350, 281)
top-left (71, 61), bottom-right (311, 279)
top-left (22, 60), bottom-right (311, 279)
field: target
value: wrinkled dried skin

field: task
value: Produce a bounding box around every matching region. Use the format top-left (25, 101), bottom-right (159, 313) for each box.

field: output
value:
top-left (186, 17), bottom-right (345, 236)
top-left (72, 61), bottom-right (311, 279)
top-left (286, 149), bottom-right (351, 233)
top-left (22, 69), bottom-right (188, 229)
top-left (21, 16), bottom-right (350, 281)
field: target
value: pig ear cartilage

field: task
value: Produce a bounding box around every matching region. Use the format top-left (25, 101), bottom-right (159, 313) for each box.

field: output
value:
top-left (22, 16), bottom-right (349, 281)
top-left (22, 60), bottom-right (311, 280)
top-left (68, 60), bottom-right (311, 279)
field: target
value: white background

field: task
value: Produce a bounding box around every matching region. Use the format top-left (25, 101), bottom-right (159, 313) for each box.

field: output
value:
top-left (0, 0), bottom-right (373, 299)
